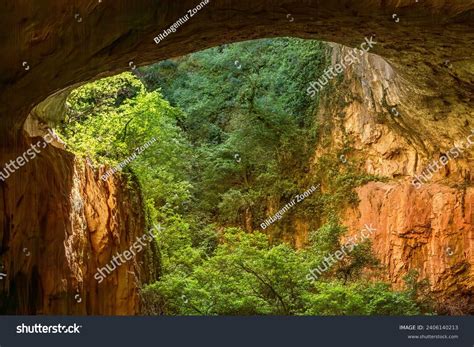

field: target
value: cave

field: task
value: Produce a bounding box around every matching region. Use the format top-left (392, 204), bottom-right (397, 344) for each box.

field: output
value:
top-left (0, 0), bottom-right (473, 315)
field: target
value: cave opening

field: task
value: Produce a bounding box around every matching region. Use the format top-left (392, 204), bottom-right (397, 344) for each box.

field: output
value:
top-left (1, 0), bottom-right (472, 316)
top-left (18, 36), bottom-right (464, 316)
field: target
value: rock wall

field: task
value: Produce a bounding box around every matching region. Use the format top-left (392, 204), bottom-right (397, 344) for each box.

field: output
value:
top-left (344, 182), bottom-right (473, 313)
top-left (311, 44), bottom-right (474, 312)
top-left (0, 125), bottom-right (158, 314)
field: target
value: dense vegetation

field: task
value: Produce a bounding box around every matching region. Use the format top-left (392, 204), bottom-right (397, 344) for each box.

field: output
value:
top-left (59, 38), bottom-right (432, 315)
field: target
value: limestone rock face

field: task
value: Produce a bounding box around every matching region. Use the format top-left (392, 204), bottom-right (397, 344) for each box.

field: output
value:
top-left (0, 131), bottom-right (158, 314)
top-left (312, 43), bottom-right (473, 312)
top-left (344, 182), bottom-right (473, 312)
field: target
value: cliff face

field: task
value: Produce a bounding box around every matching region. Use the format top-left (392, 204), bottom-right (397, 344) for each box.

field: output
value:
top-left (344, 182), bottom-right (473, 313)
top-left (308, 44), bottom-right (474, 313)
top-left (0, 124), bottom-right (158, 314)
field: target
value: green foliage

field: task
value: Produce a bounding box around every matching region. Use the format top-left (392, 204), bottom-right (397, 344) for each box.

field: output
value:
top-left (307, 219), bottom-right (346, 259)
top-left (140, 39), bottom-right (328, 229)
top-left (403, 270), bottom-right (435, 314)
top-left (61, 39), bottom-right (430, 316)
top-left (302, 281), bottom-right (420, 315)
top-left (142, 227), bottom-right (426, 316)
top-left (143, 228), bottom-right (309, 315)
top-left (304, 220), bottom-right (380, 283)
top-left (335, 239), bottom-right (380, 283)
top-left (66, 73), bottom-right (144, 119)
top-left (59, 72), bottom-right (192, 223)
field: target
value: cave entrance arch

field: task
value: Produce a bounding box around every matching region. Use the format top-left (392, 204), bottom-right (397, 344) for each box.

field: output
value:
top-left (0, 0), bottom-right (472, 315)
top-left (0, 0), bottom-right (472, 137)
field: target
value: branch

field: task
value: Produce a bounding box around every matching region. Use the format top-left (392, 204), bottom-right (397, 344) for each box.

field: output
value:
top-left (237, 262), bottom-right (289, 314)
